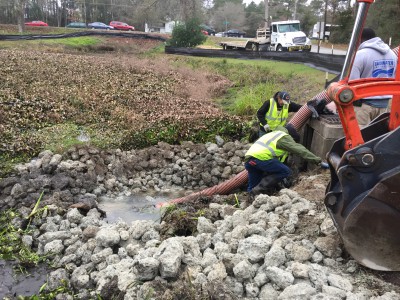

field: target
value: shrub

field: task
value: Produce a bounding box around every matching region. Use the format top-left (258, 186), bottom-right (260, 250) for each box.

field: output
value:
top-left (167, 19), bottom-right (207, 48)
top-left (120, 117), bottom-right (247, 149)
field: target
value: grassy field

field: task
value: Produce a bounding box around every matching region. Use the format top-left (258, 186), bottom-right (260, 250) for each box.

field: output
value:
top-left (0, 29), bottom-right (336, 175)
top-left (171, 55), bottom-right (335, 114)
top-left (0, 36), bottom-right (102, 51)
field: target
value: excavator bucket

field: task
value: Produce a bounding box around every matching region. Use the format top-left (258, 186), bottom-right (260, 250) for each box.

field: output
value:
top-left (320, 0), bottom-right (400, 271)
top-left (325, 114), bottom-right (400, 271)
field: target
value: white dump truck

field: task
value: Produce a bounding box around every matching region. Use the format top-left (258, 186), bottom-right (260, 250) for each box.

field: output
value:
top-left (220, 20), bottom-right (311, 52)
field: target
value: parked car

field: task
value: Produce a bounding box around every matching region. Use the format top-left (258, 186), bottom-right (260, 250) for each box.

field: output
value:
top-left (66, 22), bottom-right (87, 29)
top-left (223, 29), bottom-right (246, 38)
top-left (200, 24), bottom-right (216, 36)
top-left (109, 21), bottom-right (134, 31)
top-left (88, 22), bottom-right (114, 30)
top-left (201, 29), bottom-right (208, 35)
top-left (25, 21), bottom-right (48, 27)
top-left (215, 32), bottom-right (224, 37)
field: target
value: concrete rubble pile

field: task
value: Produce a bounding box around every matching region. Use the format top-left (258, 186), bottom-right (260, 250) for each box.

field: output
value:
top-left (0, 141), bottom-right (399, 299)
top-left (0, 140), bottom-right (247, 211)
top-left (4, 190), bottom-right (398, 299)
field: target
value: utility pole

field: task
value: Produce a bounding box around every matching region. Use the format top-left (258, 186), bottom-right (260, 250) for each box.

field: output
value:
top-left (317, 20), bottom-right (322, 53)
top-left (323, 0), bottom-right (328, 42)
top-left (264, 0), bottom-right (269, 28)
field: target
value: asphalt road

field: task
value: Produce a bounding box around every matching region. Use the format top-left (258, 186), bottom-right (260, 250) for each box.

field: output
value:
top-left (311, 44), bottom-right (347, 55)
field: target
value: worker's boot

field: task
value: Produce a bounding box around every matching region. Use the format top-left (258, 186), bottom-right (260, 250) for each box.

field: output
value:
top-left (278, 178), bottom-right (292, 189)
top-left (252, 175), bottom-right (281, 195)
top-left (241, 192), bottom-right (255, 209)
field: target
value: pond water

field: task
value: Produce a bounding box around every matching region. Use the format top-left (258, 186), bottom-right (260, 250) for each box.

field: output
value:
top-left (98, 192), bottom-right (183, 224)
top-left (0, 192), bottom-right (185, 298)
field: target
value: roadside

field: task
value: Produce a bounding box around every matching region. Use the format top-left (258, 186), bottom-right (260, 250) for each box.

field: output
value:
top-left (311, 44), bottom-right (347, 55)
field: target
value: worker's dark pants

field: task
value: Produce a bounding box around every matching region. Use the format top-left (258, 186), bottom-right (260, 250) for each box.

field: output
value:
top-left (245, 158), bottom-right (291, 192)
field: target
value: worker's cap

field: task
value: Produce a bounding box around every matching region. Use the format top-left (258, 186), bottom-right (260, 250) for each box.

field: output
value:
top-left (279, 91), bottom-right (290, 103)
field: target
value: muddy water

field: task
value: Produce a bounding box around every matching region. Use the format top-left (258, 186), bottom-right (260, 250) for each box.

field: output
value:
top-left (98, 193), bottom-right (183, 224)
top-left (0, 260), bottom-right (48, 299)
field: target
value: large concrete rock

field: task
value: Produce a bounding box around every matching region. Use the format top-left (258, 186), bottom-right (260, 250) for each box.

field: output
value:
top-left (154, 238), bottom-right (184, 279)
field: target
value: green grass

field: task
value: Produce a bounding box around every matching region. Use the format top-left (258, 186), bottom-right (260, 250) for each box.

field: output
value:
top-left (172, 56), bottom-right (335, 85)
top-left (200, 36), bottom-right (223, 49)
top-left (227, 82), bottom-right (277, 115)
top-left (35, 123), bottom-right (88, 153)
top-left (0, 36), bottom-right (102, 50)
top-left (0, 209), bottom-right (47, 268)
top-left (38, 36), bottom-right (101, 47)
top-left (0, 153), bottom-right (33, 178)
top-left (0, 25), bottom-right (87, 35)
top-left (34, 123), bottom-right (122, 155)
top-left (141, 43), bottom-right (166, 58)
top-left (170, 56), bottom-right (336, 116)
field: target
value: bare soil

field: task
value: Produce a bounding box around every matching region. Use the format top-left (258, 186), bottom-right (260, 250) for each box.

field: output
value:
top-left (292, 172), bottom-right (400, 294)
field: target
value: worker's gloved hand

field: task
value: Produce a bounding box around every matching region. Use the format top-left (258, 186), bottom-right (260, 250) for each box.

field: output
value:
top-left (307, 99), bottom-right (328, 119)
top-left (263, 124), bottom-right (270, 132)
top-left (319, 162), bottom-right (329, 169)
top-left (308, 105), bottom-right (320, 119)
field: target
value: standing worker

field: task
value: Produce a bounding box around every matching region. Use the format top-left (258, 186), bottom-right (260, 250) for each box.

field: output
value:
top-left (244, 125), bottom-right (328, 199)
top-left (350, 28), bottom-right (397, 126)
top-left (257, 91), bottom-right (302, 137)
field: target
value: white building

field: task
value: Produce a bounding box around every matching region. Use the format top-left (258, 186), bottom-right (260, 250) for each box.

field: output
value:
top-left (144, 21), bottom-right (178, 34)
top-left (312, 22), bottom-right (339, 40)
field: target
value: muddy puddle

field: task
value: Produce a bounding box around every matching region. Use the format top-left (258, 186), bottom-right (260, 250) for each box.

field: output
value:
top-left (0, 260), bottom-right (48, 299)
top-left (98, 192), bottom-right (184, 224)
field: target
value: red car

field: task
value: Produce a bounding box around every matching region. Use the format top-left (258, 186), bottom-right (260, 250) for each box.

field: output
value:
top-left (109, 21), bottom-right (134, 31)
top-left (25, 21), bottom-right (48, 27)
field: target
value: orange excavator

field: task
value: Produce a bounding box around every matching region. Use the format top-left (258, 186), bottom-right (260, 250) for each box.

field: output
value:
top-left (324, 0), bottom-right (400, 271)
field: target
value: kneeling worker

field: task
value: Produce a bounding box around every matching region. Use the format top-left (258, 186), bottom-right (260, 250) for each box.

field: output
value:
top-left (244, 125), bottom-right (328, 196)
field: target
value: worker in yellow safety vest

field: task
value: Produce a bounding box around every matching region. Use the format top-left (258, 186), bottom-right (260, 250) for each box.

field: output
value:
top-left (244, 125), bottom-right (328, 198)
top-left (257, 91), bottom-right (302, 138)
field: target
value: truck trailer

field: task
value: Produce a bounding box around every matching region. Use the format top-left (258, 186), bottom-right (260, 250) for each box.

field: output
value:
top-left (220, 20), bottom-right (312, 52)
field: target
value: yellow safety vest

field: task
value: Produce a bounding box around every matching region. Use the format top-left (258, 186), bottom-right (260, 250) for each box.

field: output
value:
top-left (261, 98), bottom-right (289, 130)
top-left (245, 131), bottom-right (289, 162)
